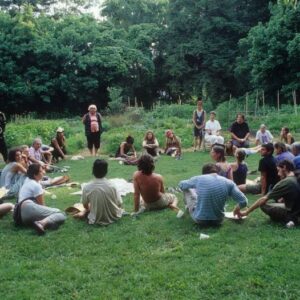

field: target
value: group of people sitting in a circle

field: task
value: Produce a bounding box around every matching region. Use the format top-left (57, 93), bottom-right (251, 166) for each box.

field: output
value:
top-left (1, 99), bottom-right (300, 235)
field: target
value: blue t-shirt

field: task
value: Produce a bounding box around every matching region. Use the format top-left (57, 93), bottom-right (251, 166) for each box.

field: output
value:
top-left (275, 151), bottom-right (295, 164)
top-left (293, 155), bottom-right (300, 170)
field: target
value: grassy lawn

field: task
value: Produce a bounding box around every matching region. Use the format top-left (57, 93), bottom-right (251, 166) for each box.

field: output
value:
top-left (1, 152), bottom-right (300, 299)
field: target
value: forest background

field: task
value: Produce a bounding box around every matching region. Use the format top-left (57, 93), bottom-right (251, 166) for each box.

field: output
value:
top-left (0, 0), bottom-right (299, 116)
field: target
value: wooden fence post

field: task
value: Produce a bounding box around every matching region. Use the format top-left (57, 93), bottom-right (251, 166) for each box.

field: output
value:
top-left (293, 90), bottom-right (297, 115)
top-left (255, 90), bottom-right (258, 116)
top-left (277, 90), bottom-right (280, 113)
top-left (262, 90), bottom-right (265, 116)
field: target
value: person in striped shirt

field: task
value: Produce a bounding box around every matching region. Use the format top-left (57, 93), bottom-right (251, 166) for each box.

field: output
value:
top-left (179, 163), bottom-right (248, 226)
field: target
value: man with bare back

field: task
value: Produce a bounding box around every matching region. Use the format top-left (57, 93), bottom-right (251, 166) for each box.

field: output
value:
top-left (133, 154), bottom-right (182, 215)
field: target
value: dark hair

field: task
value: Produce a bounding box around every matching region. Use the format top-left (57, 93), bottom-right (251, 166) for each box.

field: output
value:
top-left (282, 127), bottom-right (289, 133)
top-left (27, 163), bottom-right (42, 179)
top-left (277, 159), bottom-right (295, 172)
top-left (225, 141), bottom-right (234, 156)
top-left (126, 135), bottom-right (134, 144)
top-left (212, 145), bottom-right (226, 162)
top-left (92, 159), bottom-right (108, 178)
top-left (8, 148), bottom-right (22, 162)
top-left (274, 142), bottom-right (287, 153)
top-left (144, 130), bottom-right (155, 142)
top-left (261, 143), bottom-right (274, 155)
top-left (138, 154), bottom-right (155, 175)
top-left (197, 96), bottom-right (202, 102)
top-left (291, 142), bottom-right (300, 155)
top-left (202, 163), bottom-right (218, 174)
top-left (235, 149), bottom-right (246, 163)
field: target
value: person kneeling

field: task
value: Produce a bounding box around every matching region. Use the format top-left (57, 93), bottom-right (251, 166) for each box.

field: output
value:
top-left (133, 154), bottom-right (182, 215)
top-left (18, 163), bottom-right (66, 235)
top-left (74, 159), bottom-right (123, 225)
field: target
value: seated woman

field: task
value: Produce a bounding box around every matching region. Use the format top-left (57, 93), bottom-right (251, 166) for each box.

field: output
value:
top-left (50, 127), bottom-right (67, 163)
top-left (0, 148), bottom-right (27, 198)
top-left (280, 127), bottom-right (295, 145)
top-left (115, 135), bottom-right (138, 165)
top-left (164, 130), bottom-right (182, 159)
top-left (210, 144), bottom-right (233, 180)
top-left (230, 149), bottom-right (248, 185)
top-left (225, 140), bottom-right (261, 157)
top-left (142, 130), bottom-right (159, 157)
top-left (255, 124), bottom-right (273, 145)
top-left (29, 138), bottom-right (52, 166)
top-left (204, 111), bottom-right (224, 145)
top-left (17, 163), bottom-right (66, 235)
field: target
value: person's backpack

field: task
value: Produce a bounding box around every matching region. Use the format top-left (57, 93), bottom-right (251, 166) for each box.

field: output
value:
top-left (13, 198), bottom-right (35, 226)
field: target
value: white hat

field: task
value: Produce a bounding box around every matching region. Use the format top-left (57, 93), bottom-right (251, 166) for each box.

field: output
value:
top-left (56, 127), bottom-right (64, 133)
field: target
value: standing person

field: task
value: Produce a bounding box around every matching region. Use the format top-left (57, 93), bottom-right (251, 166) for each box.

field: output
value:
top-left (17, 163), bottom-right (66, 235)
top-left (165, 130), bottom-right (182, 159)
top-left (230, 114), bottom-right (250, 148)
top-left (73, 159), bottom-right (123, 225)
top-left (0, 111), bottom-right (8, 162)
top-left (0, 148), bottom-right (27, 198)
top-left (50, 127), bottom-right (67, 162)
top-left (204, 111), bottom-right (224, 145)
top-left (274, 142), bottom-right (294, 164)
top-left (82, 104), bottom-right (102, 156)
top-left (210, 145), bottom-right (233, 180)
top-left (142, 130), bottom-right (159, 157)
top-left (280, 127), bottom-right (294, 145)
top-left (255, 124), bottom-right (273, 145)
top-left (239, 143), bottom-right (279, 195)
top-left (193, 97), bottom-right (206, 151)
top-left (235, 160), bottom-right (300, 227)
top-left (133, 154), bottom-right (182, 215)
top-left (179, 163), bottom-right (248, 226)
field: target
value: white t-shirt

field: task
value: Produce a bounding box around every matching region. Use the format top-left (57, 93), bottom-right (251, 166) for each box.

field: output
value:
top-left (256, 130), bottom-right (273, 144)
top-left (18, 178), bottom-right (44, 202)
top-left (205, 120), bottom-right (221, 135)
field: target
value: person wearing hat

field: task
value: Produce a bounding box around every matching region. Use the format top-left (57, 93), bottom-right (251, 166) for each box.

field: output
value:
top-left (50, 127), bottom-right (67, 162)
top-left (164, 130), bottom-right (182, 159)
top-left (82, 104), bottom-right (102, 156)
top-left (255, 124), bottom-right (273, 146)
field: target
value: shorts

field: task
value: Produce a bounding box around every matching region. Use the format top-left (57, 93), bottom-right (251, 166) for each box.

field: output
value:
top-left (87, 132), bottom-right (100, 149)
top-left (232, 139), bottom-right (250, 148)
top-left (194, 127), bottom-right (204, 137)
top-left (144, 193), bottom-right (177, 210)
top-left (245, 182), bottom-right (261, 194)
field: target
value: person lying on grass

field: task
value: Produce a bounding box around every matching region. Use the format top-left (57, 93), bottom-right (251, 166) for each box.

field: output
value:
top-left (235, 160), bottom-right (300, 227)
top-left (73, 159), bottom-right (123, 225)
top-left (133, 154), bottom-right (183, 216)
top-left (179, 163), bottom-right (248, 226)
top-left (18, 163), bottom-right (66, 235)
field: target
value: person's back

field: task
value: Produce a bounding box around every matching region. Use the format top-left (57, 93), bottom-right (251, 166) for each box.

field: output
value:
top-left (133, 171), bottom-right (163, 204)
top-left (81, 159), bottom-right (122, 225)
top-left (82, 178), bottom-right (122, 225)
top-left (0, 162), bottom-right (16, 188)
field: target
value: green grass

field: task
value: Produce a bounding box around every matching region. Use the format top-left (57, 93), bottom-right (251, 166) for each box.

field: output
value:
top-left (1, 152), bottom-right (300, 299)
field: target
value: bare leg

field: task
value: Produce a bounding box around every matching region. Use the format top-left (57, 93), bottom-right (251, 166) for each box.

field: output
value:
top-left (88, 148), bottom-right (93, 155)
top-left (0, 203), bottom-right (14, 217)
top-left (94, 148), bottom-right (99, 156)
top-left (238, 184), bottom-right (246, 192)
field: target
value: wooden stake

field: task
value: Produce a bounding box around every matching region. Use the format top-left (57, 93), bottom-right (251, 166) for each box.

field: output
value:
top-left (277, 90), bottom-right (280, 112)
top-left (255, 90), bottom-right (258, 116)
top-left (293, 90), bottom-right (297, 115)
top-left (262, 90), bottom-right (265, 116)
top-left (245, 92), bottom-right (248, 117)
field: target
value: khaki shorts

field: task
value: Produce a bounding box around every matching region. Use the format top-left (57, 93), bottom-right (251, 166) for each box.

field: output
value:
top-left (245, 182), bottom-right (261, 194)
top-left (145, 193), bottom-right (177, 210)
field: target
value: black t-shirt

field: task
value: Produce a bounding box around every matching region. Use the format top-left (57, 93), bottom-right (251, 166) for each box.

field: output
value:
top-left (230, 122), bottom-right (249, 139)
top-left (258, 155), bottom-right (280, 191)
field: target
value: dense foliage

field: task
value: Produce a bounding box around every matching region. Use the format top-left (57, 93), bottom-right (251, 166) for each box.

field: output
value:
top-left (0, 0), bottom-right (299, 114)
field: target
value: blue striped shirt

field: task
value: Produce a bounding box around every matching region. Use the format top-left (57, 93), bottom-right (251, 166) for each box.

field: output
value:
top-left (179, 174), bottom-right (248, 222)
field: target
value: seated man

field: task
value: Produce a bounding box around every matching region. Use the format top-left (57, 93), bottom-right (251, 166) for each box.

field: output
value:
top-left (204, 111), bottom-right (224, 145)
top-left (179, 163), bottom-right (248, 226)
top-left (29, 138), bottom-right (52, 166)
top-left (274, 142), bottom-right (294, 164)
top-left (230, 114), bottom-right (250, 148)
top-left (50, 127), bottom-right (67, 162)
top-left (133, 154), bottom-right (182, 214)
top-left (236, 160), bottom-right (300, 226)
top-left (239, 143), bottom-right (279, 195)
top-left (255, 124), bottom-right (273, 145)
top-left (74, 159), bottom-right (123, 225)
top-left (291, 142), bottom-right (300, 170)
